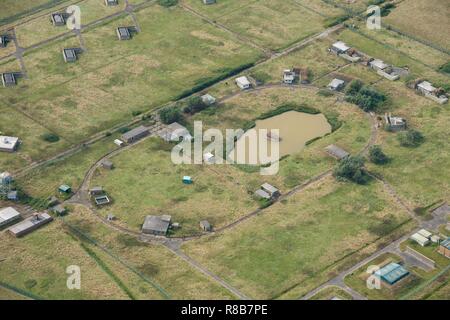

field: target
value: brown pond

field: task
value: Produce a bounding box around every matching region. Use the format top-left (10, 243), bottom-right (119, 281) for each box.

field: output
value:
top-left (231, 111), bottom-right (332, 164)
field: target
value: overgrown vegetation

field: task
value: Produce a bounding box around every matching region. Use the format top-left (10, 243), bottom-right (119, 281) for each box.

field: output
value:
top-left (439, 62), bottom-right (450, 75)
top-left (324, 14), bottom-right (349, 28)
top-left (345, 80), bottom-right (387, 112)
top-left (41, 132), bottom-right (60, 143)
top-left (183, 96), bottom-right (209, 115)
top-left (159, 106), bottom-right (183, 124)
top-left (369, 145), bottom-right (389, 165)
top-left (157, 0), bottom-right (178, 7)
top-left (334, 156), bottom-right (369, 184)
top-left (397, 129), bottom-right (424, 147)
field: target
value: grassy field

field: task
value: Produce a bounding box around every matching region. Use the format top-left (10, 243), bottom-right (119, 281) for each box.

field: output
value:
top-left (0, 219), bottom-right (131, 299)
top-left (367, 79), bottom-right (450, 209)
top-left (14, 0), bottom-right (125, 48)
top-left (90, 137), bottom-right (258, 235)
top-left (0, 287), bottom-right (30, 300)
top-left (15, 135), bottom-right (119, 199)
top-left (182, 176), bottom-right (412, 299)
top-left (89, 85), bottom-right (371, 234)
top-left (63, 205), bottom-right (237, 299)
top-left (3, 4), bottom-right (262, 144)
top-left (384, 0), bottom-right (450, 52)
top-left (183, 0), bottom-right (328, 50)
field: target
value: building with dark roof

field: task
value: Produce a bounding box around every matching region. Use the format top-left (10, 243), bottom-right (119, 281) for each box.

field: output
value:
top-left (63, 48), bottom-right (77, 63)
top-left (200, 220), bottom-right (212, 232)
top-left (51, 13), bottom-right (66, 26)
top-left (142, 215), bottom-right (171, 236)
top-left (121, 125), bottom-right (149, 144)
top-left (438, 238), bottom-right (450, 258)
top-left (105, 0), bottom-right (119, 5)
top-left (1, 73), bottom-right (16, 87)
top-left (117, 27), bottom-right (131, 40)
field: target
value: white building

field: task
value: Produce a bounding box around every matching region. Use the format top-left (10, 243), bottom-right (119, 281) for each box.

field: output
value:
top-left (235, 76), bottom-right (251, 90)
top-left (201, 94), bottom-right (216, 106)
top-left (0, 136), bottom-right (19, 152)
top-left (0, 207), bottom-right (21, 228)
top-left (369, 59), bottom-right (389, 71)
top-left (283, 69), bottom-right (296, 84)
top-left (327, 78), bottom-right (345, 91)
top-left (330, 41), bottom-right (350, 54)
top-left (114, 139), bottom-right (124, 147)
top-left (410, 232), bottom-right (430, 247)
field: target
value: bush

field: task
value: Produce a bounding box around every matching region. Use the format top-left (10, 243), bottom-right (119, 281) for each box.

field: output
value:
top-left (159, 106), bottom-right (183, 124)
top-left (324, 14), bottom-right (349, 27)
top-left (131, 110), bottom-right (142, 117)
top-left (118, 127), bottom-right (130, 134)
top-left (250, 71), bottom-right (271, 85)
top-left (369, 145), bottom-right (389, 165)
top-left (157, 0), bottom-right (177, 7)
top-left (41, 133), bottom-right (60, 143)
top-left (333, 156), bottom-right (369, 184)
top-left (397, 129), bottom-right (424, 147)
top-left (345, 80), bottom-right (386, 112)
top-left (183, 96), bottom-right (208, 115)
top-left (440, 62), bottom-right (450, 75)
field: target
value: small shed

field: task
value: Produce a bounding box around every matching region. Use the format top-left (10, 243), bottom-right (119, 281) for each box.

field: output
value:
top-left (369, 59), bottom-right (388, 71)
top-left (114, 139), bottom-right (124, 147)
top-left (0, 136), bottom-right (19, 152)
top-left (261, 183), bottom-right (280, 199)
top-left (0, 171), bottom-right (13, 184)
top-left (254, 189), bottom-right (271, 200)
top-left (375, 262), bottom-right (409, 285)
top-left (235, 76), bottom-right (251, 90)
top-left (0, 35), bottom-right (7, 47)
top-left (117, 27), bottom-right (131, 40)
top-left (51, 13), bottom-right (66, 26)
top-left (105, 0), bottom-right (119, 5)
top-left (283, 69), bottom-right (296, 84)
top-left (330, 41), bottom-right (350, 54)
top-left (58, 184), bottom-right (71, 193)
top-left (417, 229), bottom-right (432, 240)
top-left (385, 113), bottom-right (406, 131)
top-left (203, 0), bottom-right (216, 4)
top-left (89, 186), bottom-right (104, 196)
top-left (327, 78), bottom-right (345, 91)
top-left (106, 213), bottom-right (115, 221)
top-left (200, 220), bottom-right (212, 232)
top-left (1, 73), bottom-right (16, 87)
top-left (101, 159), bottom-right (114, 170)
top-left (52, 204), bottom-right (67, 216)
top-left (182, 176), bottom-right (193, 184)
top-left (142, 215), bottom-right (171, 236)
top-left (7, 191), bottom-right (18, 201)
top-left (0, 207), bottom-right (21, 228)
top-left (325, 145), bottom-right (350, 160)
top-left (201, 94), bottom-right (216, 106)
top-left (62, 48), bottom-right (77, 63)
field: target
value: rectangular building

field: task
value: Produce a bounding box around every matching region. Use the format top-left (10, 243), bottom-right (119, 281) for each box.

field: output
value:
top-left (8, 213), bottom-right (53, 237)
top-left (121, 125), bottom-right (149, 144)
top-left (0, 136), bottom-right (19, 152)
top-left (0, 207), bottom-right (21, 228)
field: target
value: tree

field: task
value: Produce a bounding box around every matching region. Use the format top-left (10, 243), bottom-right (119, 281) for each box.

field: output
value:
top-left (159, 107), bottom-right (182, 124)
top-left (345, 79), bottom-right (364, 96)
top-left (397, 129), bottom-right (424, 147)
top-left (157, 0), bottom-right (178, 7)
top-left (183, 96), bottom-right (208, 115)
top-left (333, 156), bottom-right (369, 184)
top-left (345, 80), bottom-right (387, 112)
top-left (369, 145), bottom-right (389, 165)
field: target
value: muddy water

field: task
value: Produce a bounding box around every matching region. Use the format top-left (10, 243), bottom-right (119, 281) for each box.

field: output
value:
top-left (231, 111), bottom-right (332, 164)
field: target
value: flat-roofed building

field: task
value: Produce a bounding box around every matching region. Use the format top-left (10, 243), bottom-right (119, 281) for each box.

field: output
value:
top-left (142, 215), bottom-right (171, 236)
top-left (62, 48), bottom-right (77, 62)
top-left (203, 0), bottom-right (216, 4)
top-left (327, 78), bottom-right (345, 91)
top-left (385, 113), bottom-right (406, 131)
top-left (410, 232), bottom-right (430, 247)
top-left (330, 41), bottom-right (350, 54)
top-left (235, 76), bottom-right (251, 90)
top-left (51, 13), bottom-right (65, 26)
top-left (0, 136), bottom-right (19, 152)
top-left (374, 262), bottom-right (409, 285)
top-left (0, 207), bottom-right (21, 228)
top-left (8, 213), bottom-right (53, 237)
top-left (438, 238), bottom-right (450, 258)
top-left (261, 183), bottom-right (280, 199)
top-left (117, 27), bottom-right (131, 40)
top-left (105, 0), bottom-right (119, 5)
top-left (121, 125), bottom-right (149, 144)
